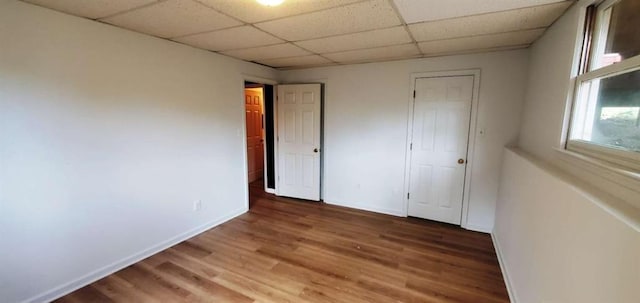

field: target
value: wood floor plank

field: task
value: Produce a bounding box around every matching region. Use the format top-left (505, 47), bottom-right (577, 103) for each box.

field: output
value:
top-left (148, 248), bottom-right (221, 279)
top-left (56, 179), bottom-right (510, 302)
top-left (116, 264), bottom-right (193, 301)
top-left (153, 262), bottom-right (253, 303)
top-left (212, 271), bottom-right (307, 303)
top-left (91, 276), bottom-right (160, 303)
top-left (53, 285), bottom-right (114, 303)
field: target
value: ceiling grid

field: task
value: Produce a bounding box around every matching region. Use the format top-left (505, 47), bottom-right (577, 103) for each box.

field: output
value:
top-left (22, 0), bottom-right (575, 69)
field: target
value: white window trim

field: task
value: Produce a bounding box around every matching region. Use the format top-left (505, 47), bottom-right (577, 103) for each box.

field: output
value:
top-left (566, 0), bottom-right (640, 173)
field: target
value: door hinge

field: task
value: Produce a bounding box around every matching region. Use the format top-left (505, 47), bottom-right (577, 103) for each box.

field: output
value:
top-left (410, 143), bottom-right (413, 150)
top-left (407, 193), bottom-right (410, 199)
top-left (413, 90), bottom-right (416, 98)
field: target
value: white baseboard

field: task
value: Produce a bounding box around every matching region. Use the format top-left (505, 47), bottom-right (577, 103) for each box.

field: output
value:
top-left (264, 188), bottom-right (275, 194)
top-left (23, 207), bottom-right (247, 303)
top-left (464, 223), bottom-right (492, 234)
top-left (491, 232), bottom-right (518, 303)
top-left (323, 199), bottom-right (405, 217)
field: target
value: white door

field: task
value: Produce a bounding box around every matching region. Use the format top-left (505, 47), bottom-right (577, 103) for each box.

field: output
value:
top-left (408, 76), bottom-right (474, 225)
top-left (276, 84), bottom-right (321, 201)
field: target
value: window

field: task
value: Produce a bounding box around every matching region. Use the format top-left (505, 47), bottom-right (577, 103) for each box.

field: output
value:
top-left (568, 0), bottom-right (640, 171)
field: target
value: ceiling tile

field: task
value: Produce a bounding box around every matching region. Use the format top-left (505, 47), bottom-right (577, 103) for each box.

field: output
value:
top-left (393, 0), bottom-right (572, 23)
top-left (23, 0), bottom-right (156, 19)
top-left (24, 0), bottom-right (571, 69)
top-left (295, 26), bottom-right (412, 54)
top-left (198, 0), bottom-right (361, 23)
top-left (255, 0), bottom-right (401, 41)
top-left (221, 43), bottom-right (311, 61)
top-left (323, 43), bottom-right (420, 64)
top-left (101, 0), bottom-right (241, 38)
top-left (173, 26), bottom-right (283, 51)
top-left (418, 28), bottom-right (545, 55)
top-left (426, 44), bottom-right (530, 57)
top-left (409, 2), bottom-right (571, 42)
top-left (257, 55), bottom-right (333, 68)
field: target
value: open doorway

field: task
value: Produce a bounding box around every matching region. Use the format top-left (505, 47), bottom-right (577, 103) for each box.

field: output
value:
top-left (244, 81), bottom-right (275, 207)
top-left (243, 79), bottom-right (323, 208)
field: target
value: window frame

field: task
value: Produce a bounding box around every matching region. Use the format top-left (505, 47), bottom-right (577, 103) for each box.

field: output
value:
top-left (566, 0), bottom-right (640, 172)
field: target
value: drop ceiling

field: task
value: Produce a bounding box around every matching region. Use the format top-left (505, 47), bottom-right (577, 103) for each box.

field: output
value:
top-left (22, 0), bottom-right (574, 69)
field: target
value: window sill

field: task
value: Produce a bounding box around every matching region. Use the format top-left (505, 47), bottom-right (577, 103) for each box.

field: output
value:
top-left (566, 141), bottom-right (640, 172)
top-left (554, 147), bottom-right (640, 188)
top-left (548, 148), bottom-right (640, 232)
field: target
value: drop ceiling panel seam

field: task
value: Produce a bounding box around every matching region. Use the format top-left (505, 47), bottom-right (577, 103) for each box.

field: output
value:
top-left (401, 0), bottom-right (572, 26)
top-left (291, 25), bottom-right (406, 43)
top-left (415, 28), bottom-right (547, 45)
top-left (197, 0), bottom-right (368, 23)
top-left (100, 0), bottom-right (243, 38)
top-left (96, 0), bottom-right (165, 20)
top-left (386, 0), bottom-right (423, 56)
top-left (393, 0), bottom-right (570, 23)
top-left (293, 26), bottom-right (412, 54)
top-left (413, 26), bottom-right (550, 43)
top-left (254, 0), bottom-right (402, 41)
top-left (20, 0), bottom-right (576, 69)
top-left (406, 1), bottom-right (573, 43)
top-left (191, 0), bottom-right (290, 43)
top-left (188, 0), bottom-right (340, 63)
top-left (421, 44), bottom-right (532, 58)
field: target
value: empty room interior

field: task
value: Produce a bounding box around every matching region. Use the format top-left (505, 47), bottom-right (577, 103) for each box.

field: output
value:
top-left (1, 0), bottom-right (639, 302)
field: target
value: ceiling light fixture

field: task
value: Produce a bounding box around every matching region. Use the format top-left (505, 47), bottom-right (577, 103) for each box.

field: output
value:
top-left (256, 0), bottom-right (285, 6)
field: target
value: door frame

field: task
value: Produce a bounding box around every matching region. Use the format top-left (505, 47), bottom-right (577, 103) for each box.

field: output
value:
top-left (241, 75), bottom-right (278, 208)
top-left (402, 69), bottom-right (481, 229)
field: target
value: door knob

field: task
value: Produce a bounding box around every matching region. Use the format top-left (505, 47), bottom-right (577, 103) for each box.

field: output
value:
top-left (314, 148), bottom-right (319, 153)
top-left (458, 159), bottom-right (465, 164)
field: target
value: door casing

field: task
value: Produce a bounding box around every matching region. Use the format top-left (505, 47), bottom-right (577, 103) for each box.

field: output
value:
top-left (241, 76), bottom-right (326, 204)
top-left (241, 75), bottom-right (278, 210)
top-left (403, 69), bottom-right (481, 230)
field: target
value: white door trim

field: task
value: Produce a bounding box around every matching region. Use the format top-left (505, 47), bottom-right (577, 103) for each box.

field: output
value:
top-left (242, 74), bottom-right (278, 86)
top-left (241, 75), bottom-right (278, 206)
top-left (402, 69), bottom-right (481, 229)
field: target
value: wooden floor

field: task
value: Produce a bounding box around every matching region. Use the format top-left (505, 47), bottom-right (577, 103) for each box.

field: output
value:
top-left (55, 180), bottom-right (510, 303)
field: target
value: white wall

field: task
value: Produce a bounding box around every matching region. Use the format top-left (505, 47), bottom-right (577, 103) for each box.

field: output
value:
top-left (280, 50), bottom-right (529, 232)
top-left (517, 2), bottom-right (639, 205)
top-left (494, 148), bottom-right (640, 303)
top-left (518, 2), bottom-right (582, 161)
top-left (496, 3), bottom-right (640, 301)
top-left (0, 1), bottom-right (277, 302)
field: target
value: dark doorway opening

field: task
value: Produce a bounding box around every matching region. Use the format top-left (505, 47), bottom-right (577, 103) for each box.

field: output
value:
top-left (244, 81), bottom-right (275, 191)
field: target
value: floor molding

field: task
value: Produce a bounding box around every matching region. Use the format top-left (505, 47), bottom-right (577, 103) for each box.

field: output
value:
top-left (22, 207), bottom-right (247, 303)
top-left (464, 223), bottom-right (492, 234)
top-left (323, 199), bottom-right (405, 217)
top-left (491, 232), bottom-right (518, 303)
